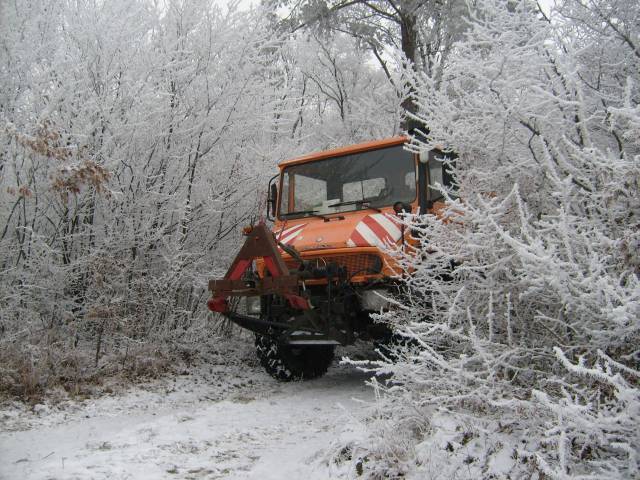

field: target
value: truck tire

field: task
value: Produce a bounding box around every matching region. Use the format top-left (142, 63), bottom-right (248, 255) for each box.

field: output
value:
top-left (254, 334), bottom-right (335, 381)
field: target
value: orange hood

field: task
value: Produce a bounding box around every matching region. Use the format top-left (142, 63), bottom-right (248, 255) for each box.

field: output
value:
top-left (273, 208), bottom-right (404, 254)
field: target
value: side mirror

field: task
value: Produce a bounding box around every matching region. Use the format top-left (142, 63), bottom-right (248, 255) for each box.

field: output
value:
top-left (269, 183), bottom-right (278, 217)
top-left (393, 201), bottom-right (412, 215)
top-left (266, 174), bottom-right (279, 221)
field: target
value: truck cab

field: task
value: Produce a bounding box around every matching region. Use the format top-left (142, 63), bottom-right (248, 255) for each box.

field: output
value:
top-left (208, 136), bottom-right (454, 380)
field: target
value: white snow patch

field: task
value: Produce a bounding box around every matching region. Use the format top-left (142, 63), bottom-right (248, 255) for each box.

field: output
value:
top-left (0, 360), bottom-right (374, 479)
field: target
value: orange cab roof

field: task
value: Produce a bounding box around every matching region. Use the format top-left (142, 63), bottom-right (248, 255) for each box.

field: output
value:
top-left (279, 136), bottom-right (408, 169)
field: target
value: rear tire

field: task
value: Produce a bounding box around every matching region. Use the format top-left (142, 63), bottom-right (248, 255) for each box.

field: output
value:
top-left (255, 334), bottom-right (335, 381)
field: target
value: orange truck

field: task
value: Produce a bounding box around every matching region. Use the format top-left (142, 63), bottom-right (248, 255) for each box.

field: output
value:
top-left (207, 136), bottom-right (454, 380)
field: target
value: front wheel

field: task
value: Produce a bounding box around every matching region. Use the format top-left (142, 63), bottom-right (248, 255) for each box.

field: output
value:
top-left (254, 334), bottom-right (335, 381)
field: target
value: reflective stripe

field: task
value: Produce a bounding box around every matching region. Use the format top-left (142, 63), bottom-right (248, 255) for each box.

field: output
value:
top-left (280, 224), bottom-right (306, 244)
top-left (348, 228), bottom-right (369, 247)
top-left (278, 223), bottom-right (305, 240)
top-left (371, 214), bottom-right (401, 241)
top-left (362, 216), bottom-right (394, 244)
top-left (355, 221), bottom-right (382, 247)
top-left (348, 214), bottom-right (402, 248)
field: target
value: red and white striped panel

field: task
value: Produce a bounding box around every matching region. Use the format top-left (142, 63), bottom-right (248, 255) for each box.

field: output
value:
top-left (347, 214), bottom-right (402, 248)
top-left (276, 223), bottom-right (307, 246)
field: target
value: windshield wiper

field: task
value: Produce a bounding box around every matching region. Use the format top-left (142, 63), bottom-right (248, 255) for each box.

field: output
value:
top-left (281, 210), bottom-right (329, 220)
top-left (328, 199), bottom-right (382, 213)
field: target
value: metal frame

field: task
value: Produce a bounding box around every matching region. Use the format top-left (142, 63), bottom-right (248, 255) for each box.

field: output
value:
top-left (207, 224), bottom-right (310, 313)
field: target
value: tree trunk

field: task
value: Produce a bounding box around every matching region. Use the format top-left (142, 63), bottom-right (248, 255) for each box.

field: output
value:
top-left (400, 10), bottom-right (421, 132)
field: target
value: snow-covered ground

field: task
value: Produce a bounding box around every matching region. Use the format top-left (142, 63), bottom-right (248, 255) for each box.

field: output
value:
top-left (0, 348), bottom-right (374, 480)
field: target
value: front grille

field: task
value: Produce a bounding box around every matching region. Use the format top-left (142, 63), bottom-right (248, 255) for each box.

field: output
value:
top-left (285, 253), bottom-right (382, 277)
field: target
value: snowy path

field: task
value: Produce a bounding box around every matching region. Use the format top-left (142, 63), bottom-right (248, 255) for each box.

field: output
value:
top-left (0, 362), bottom-right (373, 480)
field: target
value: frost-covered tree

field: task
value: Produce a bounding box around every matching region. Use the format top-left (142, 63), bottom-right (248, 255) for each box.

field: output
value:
top-left (0, 0), bottom-right (400, 396)
top-left (0, 0), bottom-right (293, 394)
top-left (339, 0), bottom-right (640, 477)
top-left (270, 0), bottom-right (469, 124)
top-left (285, 33), bottom-right (401, 144)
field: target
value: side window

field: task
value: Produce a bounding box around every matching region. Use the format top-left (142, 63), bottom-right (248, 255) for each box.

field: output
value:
top-left (294, 174), bottom-right (327, 211)
top-left (428, 152), bottom-right (459, 201)
top-left (428, 158), bottom-right (444, 201)
top-left (342, 178), bottom-right (386, 201)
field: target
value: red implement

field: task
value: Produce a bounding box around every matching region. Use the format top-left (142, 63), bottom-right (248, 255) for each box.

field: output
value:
top-left (207, 223), bottom-right (309, 313)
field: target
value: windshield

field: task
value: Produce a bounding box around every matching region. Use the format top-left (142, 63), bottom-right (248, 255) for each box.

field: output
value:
top-left (279, 145), bottom-right (416, 218)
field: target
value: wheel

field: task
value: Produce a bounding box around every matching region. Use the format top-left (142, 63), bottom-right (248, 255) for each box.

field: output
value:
top-left (254, 334), bottom-right (335, 381)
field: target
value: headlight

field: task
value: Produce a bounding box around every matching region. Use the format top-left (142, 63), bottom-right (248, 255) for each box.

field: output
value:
top-left (245, 296), bottom-right (261, 315)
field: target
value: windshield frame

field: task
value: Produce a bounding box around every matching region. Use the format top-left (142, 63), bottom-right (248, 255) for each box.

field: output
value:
top-left (277, 144), bottom-right (417, 220)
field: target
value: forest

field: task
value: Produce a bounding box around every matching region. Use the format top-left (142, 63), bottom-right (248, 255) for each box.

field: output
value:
top-left (1, 0), bottom-right (638, 478)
